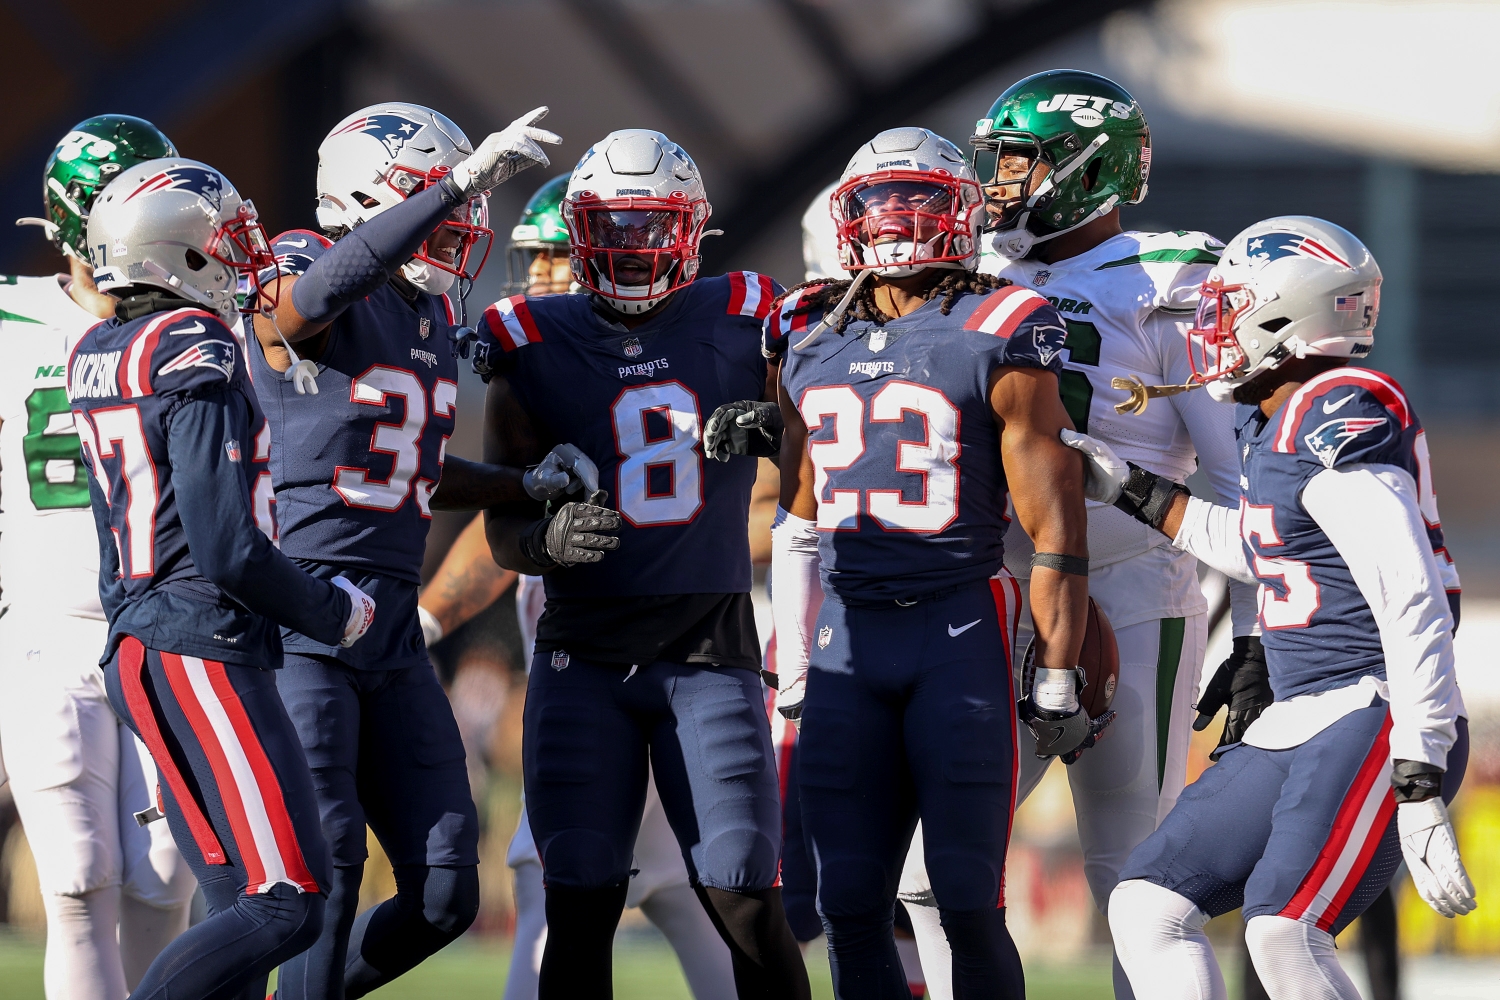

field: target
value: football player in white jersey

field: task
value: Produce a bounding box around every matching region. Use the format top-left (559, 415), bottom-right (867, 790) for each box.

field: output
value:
top-left (0, 116), bottom-right (197, 1000)
top-left (892, 71), bottom-right (1264, 1000)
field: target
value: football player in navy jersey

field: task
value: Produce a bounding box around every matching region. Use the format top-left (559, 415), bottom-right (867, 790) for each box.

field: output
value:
top-left (766, 128), bottom-right (1102, 999)
top-left (474, 128), bottom-right (810, 999)
top-left (1107, 217), bottom-right (1472, 1000)
top-left (247, 103), bottom-right (565, 1000)
top-left (69, 159), bottom-right (377, 1000)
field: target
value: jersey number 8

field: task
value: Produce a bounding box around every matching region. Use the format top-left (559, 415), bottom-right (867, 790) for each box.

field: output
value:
top-left (611, 382), bottom-right (704, 526)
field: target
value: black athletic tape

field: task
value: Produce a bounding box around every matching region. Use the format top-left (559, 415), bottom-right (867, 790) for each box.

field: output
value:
top-left (1031, 552), bottom-right (1089, 576)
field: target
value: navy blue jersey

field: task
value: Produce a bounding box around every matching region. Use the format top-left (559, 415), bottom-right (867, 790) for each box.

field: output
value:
top-left (774, 283), bottom-right (1067, 601)
top-left (476, 271), bottom-right (780, 600)
top-left (251, 231), bottom-right (458, 584)
top-left (67, 306), bottom-right (348, 665)
top-left (1237, 367), bottom-right (1451, 699)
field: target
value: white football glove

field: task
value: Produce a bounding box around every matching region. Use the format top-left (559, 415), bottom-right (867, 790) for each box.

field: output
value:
top-left (332, 577), bottom-right (377, 648)
top-left (523, 443), bottom-right (601, 501)
top-left (1397, 798), bottom-right (1476, 918)
top-left (1060, 428), bottom-right (1129, 504)
top-left (448, 107), bottom-right (562, 197)
top-left (418, 605), bottom-right (444, 648)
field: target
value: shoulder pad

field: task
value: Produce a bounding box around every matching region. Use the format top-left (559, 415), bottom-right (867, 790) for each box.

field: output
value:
top-left (480, 294), bottom-right (544, 353)
top-left (726, 271), bottom-right (782, 321)
top-left (1094, 231), bottom-right (1223, 272)
top-left (961, 284), bottom-right (1053, 337)
top-left (763, 284), bottom-right (830, 359)
top-left (268, 229), bottom-right (333, 277)
top-left (133, 309), bottom-right (239, 399)
top-left (1271, 368), bottom-right (1413, 469)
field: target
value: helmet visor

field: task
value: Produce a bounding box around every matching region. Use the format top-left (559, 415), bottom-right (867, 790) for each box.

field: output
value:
top-left (583, 209), bottom-right (682, 251)
top-left (842, 180), bottom-right (953, 245)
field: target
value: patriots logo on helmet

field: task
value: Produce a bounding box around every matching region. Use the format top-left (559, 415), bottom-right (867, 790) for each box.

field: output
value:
top-left (157, 339), bottom-right (236, 381)
top-left (126, 166), bottom-right (225, 210)
top-left (1303, 416), bottom-right (1387, 469)
top-left (1245, 232), bottom-right (1352, 269)
top-left (333, 113), bottom-right (427, 159)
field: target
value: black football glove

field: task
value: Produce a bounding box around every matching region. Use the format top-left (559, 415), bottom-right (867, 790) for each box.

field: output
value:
top-left (1193, 634), bottom-right (1271, 761)
top-left (519, 502), bottom-right (621, 569)
top-left (1016, 640), bottom-right (1115, 764)
top-left (702, 399), bottom-right (783, 462)
top-left (1113, 462), bottom-right (1191, 531)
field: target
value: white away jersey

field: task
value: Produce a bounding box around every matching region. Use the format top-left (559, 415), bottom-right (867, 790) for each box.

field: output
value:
top-left (0, 275), bottom-right (105, 618)
top-left (980, 230), bottom-right (1241, 629)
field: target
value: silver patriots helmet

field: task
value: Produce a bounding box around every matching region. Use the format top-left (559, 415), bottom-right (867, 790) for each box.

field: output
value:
top-left (1189, 216), bottom-right (1381, 396)
top-left (563, 129), bottom-right (711, 314)
top-left (87, 158), bottom-right (275, 321)
top-left (832, 127), bottom-right (984, 278)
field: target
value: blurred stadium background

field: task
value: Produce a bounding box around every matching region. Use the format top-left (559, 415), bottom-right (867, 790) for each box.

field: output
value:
top-left (1, 1), bottom-right (1498, 996)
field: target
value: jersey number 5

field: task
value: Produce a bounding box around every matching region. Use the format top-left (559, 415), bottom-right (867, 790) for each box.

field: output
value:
top-left (800, 382), bottom-right (959, 533)
top-left (1241, 501), bottom-right (1321, 629)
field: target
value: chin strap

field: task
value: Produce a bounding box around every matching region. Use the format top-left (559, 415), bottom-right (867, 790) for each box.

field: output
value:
top-left (1111, 374), bottom-right (1202, 415)
top-left (793, 268), bottom-right (871, 352)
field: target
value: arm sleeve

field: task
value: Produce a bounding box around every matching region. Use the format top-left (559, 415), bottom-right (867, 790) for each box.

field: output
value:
top-left (770, 506), bottom-right (823, 711)
top-left (83, 457), bottom-right (125, 623)
top-left (166, 393), bottom-right (352, 646)
top-left (290, 181), bottom-right (463, 324)
top-left (1303, 464), bottom-right (1463, 766)
top-left (1151, 309), bottom-right (1261, 636)
top-left (1172, 495), bottom-right (1256, 584)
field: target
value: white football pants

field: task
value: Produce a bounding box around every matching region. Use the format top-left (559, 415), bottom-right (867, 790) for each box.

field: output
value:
top-left (0, 611), bottom-right (196, 999)
top-left (901, 612), bottom-right (1207, 1000)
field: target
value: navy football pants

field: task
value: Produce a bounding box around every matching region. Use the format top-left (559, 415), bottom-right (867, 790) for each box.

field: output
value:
top-left (104, 637), bottom-right (329, 1000)
top-left (1122, 705), bottom-right (1469, 934)
top-left (522, 654), bottom-right (783, 891)
top-left (800, 578), bottom-right (1024, 1000)
top-left (274, 654), bottom-right (480, 1000)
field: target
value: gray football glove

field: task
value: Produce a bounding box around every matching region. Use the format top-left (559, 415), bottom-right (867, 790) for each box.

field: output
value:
top-left (520, 502), bottom-right (621, 569)
top-left (1016, 640), bottom-right (1114, 764)
top-left (523, 444), bottom-right (601, 501)
top-left (703, 399), bottom-right (783, 461)
top-left (447, 108), bottom-right (562, 197)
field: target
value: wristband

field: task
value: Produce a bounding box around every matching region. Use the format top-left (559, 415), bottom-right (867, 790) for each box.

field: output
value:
top-left (1392, 759), bottom-right (1445, 803)
top-left (1032, 552), bottom-right (1089, 576)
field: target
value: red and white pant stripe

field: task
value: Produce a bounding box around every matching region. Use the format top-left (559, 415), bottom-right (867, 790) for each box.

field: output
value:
top-left (988, 568), bottom-right (1024, 907)
top-left (161, 654), bottom-right (319, 895)
top-left (1278, 712), bottom-right (1395, 931)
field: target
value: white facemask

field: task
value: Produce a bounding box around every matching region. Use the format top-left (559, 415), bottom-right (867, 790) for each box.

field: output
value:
top-left (595, 273), bottom-right (673, 315)
top-left (401, 258), bottom-right (456, 296)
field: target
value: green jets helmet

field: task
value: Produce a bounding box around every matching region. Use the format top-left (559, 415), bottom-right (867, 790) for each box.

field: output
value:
top-left (505, 173), bottom-right (571, 294)
top-left (970, 69), bottom-right (1149, 259)
top-left (21, 115), bottom-right (178, 259)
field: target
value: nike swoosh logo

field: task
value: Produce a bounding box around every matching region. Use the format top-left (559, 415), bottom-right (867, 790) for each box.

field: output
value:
top-left (279, 238), bottom-right (308, 248)
top-left (948, 619), bottom-right (981, 637)
top-left (1322, 392), bottom-right (1357, 414)
top-left (168, 321), bottom-right (206, 336)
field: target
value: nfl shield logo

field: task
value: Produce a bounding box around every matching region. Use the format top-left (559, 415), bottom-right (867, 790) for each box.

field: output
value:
top-left (622, 337), bottom-right (643, 358)
top-left (1033, 270), bottom-right (1051, 286)
top-left (418, 317), bottom-right (431, 340)
top-left (868, 329), bottom-right (887, 352)
top-left (817, 626), bottom-right (833, 649)
top-left (550, 650), bottom-right (571, 671)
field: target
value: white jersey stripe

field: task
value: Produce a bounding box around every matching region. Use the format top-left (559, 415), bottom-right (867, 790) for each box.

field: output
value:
top-left (179, 656), bottom-right (295, 893)
top-left (975, 287), bottom-right (1046, 336)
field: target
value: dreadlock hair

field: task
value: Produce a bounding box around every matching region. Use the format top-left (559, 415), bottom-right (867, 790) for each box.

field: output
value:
top-left (779, 270), bottom-right (1011, 334)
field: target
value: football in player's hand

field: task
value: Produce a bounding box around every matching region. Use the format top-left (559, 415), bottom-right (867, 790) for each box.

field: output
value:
top-left (1078, 597), bottom-right (1119, 719)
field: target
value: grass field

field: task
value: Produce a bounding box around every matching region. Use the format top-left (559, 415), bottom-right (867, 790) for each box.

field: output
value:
top-left (0, 927), bottom-right (1116, 999)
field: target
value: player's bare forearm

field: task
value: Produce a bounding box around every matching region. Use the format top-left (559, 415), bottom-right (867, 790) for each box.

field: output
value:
top-left (252, 275), bottom-right (331, 371)
top-left (992, 366), bottom-right (1089, 672)
top-left (430, 456), bottom-right (529, 510)
top-left (420, 513), bottom-right (517, 634)
top-left (482, 374), bottom-right (551, 573)
top-left (777, 373), bottom-right (817, 519)
top-left (1156, 491), bottom-right (1191, 540)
